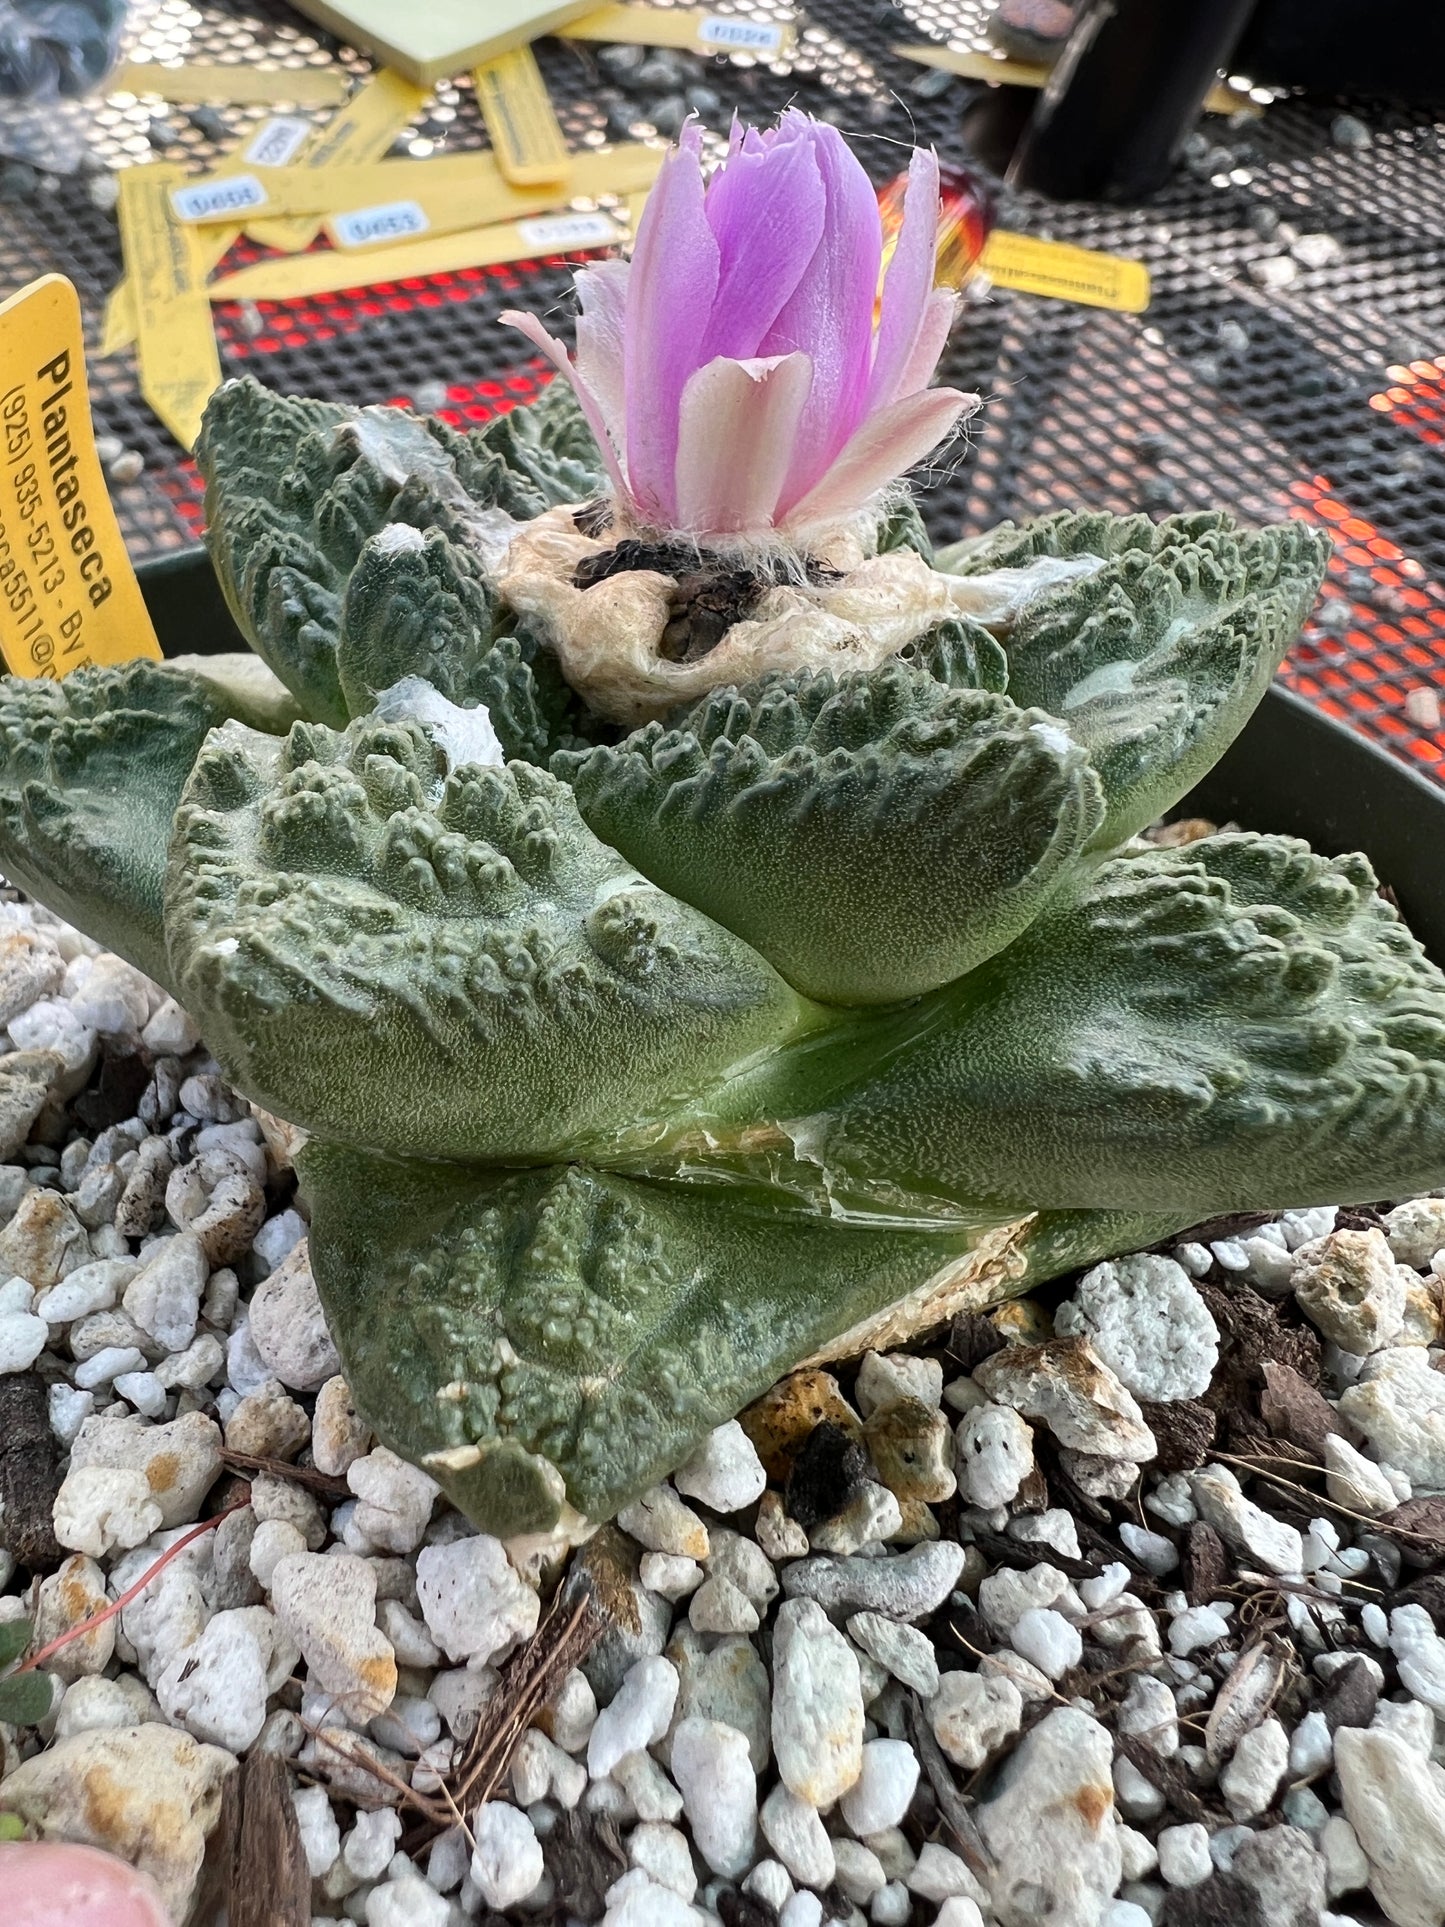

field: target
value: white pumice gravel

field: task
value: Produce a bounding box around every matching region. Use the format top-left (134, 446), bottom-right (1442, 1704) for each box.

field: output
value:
top-left (1, 898), bottom-right (1443, 1927)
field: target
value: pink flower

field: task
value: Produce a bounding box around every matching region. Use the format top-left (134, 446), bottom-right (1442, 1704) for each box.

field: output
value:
top-left (502, 113), bottom-right (977, 540)
top-left (2, 1840), bottom-right (173, 1926)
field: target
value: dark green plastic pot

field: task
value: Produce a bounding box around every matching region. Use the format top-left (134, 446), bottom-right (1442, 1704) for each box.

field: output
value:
top-left (138, 545), bottom-right (1445, 968)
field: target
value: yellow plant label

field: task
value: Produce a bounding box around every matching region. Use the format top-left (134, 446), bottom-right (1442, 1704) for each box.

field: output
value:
top-left (108, 60), bottom-right (349, 106)
top-left (245, 67), bottom-right (433, 254)
top-left (475, 46), bottom-right (570, 186)
top-left (0, 277), bottom-right (161, 679)
top-left (563, 5), bottom-right (793, 54)
top-left (117, 165), bottom-right (223, 451)
top-left (979, 230), bottom-right (1151, 313)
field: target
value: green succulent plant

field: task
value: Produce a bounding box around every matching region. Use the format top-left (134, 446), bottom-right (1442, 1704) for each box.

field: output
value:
top-left (4, 372), bottom-right (1445, 1540)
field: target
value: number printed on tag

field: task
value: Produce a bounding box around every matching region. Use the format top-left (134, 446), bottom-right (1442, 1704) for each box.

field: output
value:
top-left (244, 116), bottom-right (312, 169)
top-left (171, 174), bottom-right (268, 221)
top-left (515, 211), bottom-right (618, 250)
top-left (330, 200), bottom-right (430, 248)
top-left (697, 14), bottom-right (785, 50)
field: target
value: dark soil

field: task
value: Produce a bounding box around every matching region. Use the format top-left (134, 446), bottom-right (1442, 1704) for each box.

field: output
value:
top-left (570, 539), bottom-right (839, 665)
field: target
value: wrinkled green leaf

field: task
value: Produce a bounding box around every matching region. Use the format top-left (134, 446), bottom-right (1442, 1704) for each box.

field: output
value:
top-left (561, 660), bottom-right (1103, 1005)
top-left (0, 1671), bottom-right (52, 1727)
top-left (166, 713), bottom-right (816, 1163)
top-left (0, 1619), bottom-right (30, 1669)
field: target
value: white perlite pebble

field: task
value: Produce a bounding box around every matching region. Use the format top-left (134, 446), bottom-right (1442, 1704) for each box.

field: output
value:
top-left (908, 1844), bottom-right (989, 1908)
top-left (856, 1349), bottom-right (944, 1414)
top-left (1385, 1197), bottom-right (1445, 1268)
top-left (292, 1784), bottom-right (341, 1878)
top-left (250, 1517), bottom-right (306, 1590)
top-left (1291, 1229), bottom-right (1408, 1354)
top-left (347, 1447), bottom-right (440, 1553)
top-left (840, 1738), bottom-right (920, 1837)
top-left (760, 1780), bottom-right (836, 1890)
top-left (747, 1862), bottom-right (794, 1913)
top-left (469, 1801), bottom-right (543, 1910)
top-left (0, 1309), bottom-right (47, 1371)
top-left (270, 1550), bottom-right (395, 1721)
top-left (929, 1671), bottom-right (1023, 1771)
top-left (1319, 1814), bottom-right (1369, 1901)
top-left (1220, 1717), bottom-right (1289, 1820)
top-left (1054, 1254), bottom-right (1219, 1402)
top-left (587, 1655), bottom-right (679, 1780)
top-left (671, 1716), bottom-right (757, 1878)
top-left (847, 1612), bottom-right (940, 1698)
top-left (689, 1573), bottom-right (759, 1634)
top-left (74, 1345), bottom-right (145, 1389)
top-left (978, 1562), bottom-right (1081, 1635)
top-left (1009, 1508), bottom-right (1082, 1561)
top-left (1338, 1347), bottom-right (1445, 1489)
top-left (833, 1837), bottom-right (886, 1901)
top-left (1191, 1465), bottom-right (1303, 1575)
top-left (248, 1239), bottom-right (340, 1390)
top-left (113, 1371), bottom-right (166, 1418)
top-left (955, 1402), bottom-right (1034, 1508)
top-left (934, 1905), bottom-right (985, 1927)
top-left (604, 1870), bottom-right (699, 1925)
top-left (122, 1232), bottom-right (208, 1352)
top-left (1336, 1725), bottom-right (1445, 1927)
top-left (976, 1707), bottom-right (1121, 1926)
top-left (1118, 1522), bottom-right (1178, 1575)
top-left (672, 1420), bottom-right (766, 1513)
top-left (629, 1821), bottom-right (696, 1900)
top-left (156, 1606), bottom-right (272, 1752)
top-left (366, 1879), bottom-right (449, 1927)
top-left (1290, 1709), bottom-right (1333, 1779)
top-left (48, 1383), bottom-right (93, 1445)
top-left (1119, 1675), bottom-right (1179, 1758)
top-left (617, 1484), bottom-right (710, 1559)
top-left (53, 1464), bottom-right (162, 1558)
top-left (1389, 1604), bottom-right (1445, 1712)
top-left (416, 1534), bottom-right (539, 1667)
top-left (142, 995), bottom-right (201, 1055)
top-left (1158, 1823), bottom-right (1212, 1888)
top-left (1009, 1607), bottom-right (1082, 1681)
top-left (640, 1552), bottom-right (704, 1600)
top-left (772, 1596), bottom-right (865, 1809)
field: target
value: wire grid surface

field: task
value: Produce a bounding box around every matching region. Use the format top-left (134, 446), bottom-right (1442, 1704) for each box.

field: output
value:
top-left (0, 0), bottom-right (1442, 776)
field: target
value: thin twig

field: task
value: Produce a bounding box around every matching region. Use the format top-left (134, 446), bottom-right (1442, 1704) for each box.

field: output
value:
top-left (220, 1449), bottom-right (351, 1499)
top-left (1217, 1448), bottom-right (1443, 1549)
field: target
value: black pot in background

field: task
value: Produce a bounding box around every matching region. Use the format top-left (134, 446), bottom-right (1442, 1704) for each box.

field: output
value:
top-left (138, 547), bottom-right (1445, 970)
top-left (1235, 0), bottom-right (1445, 106)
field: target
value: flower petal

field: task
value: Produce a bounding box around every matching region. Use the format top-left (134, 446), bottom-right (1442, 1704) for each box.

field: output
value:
top-left (697, 115), bottom-right (827, 363)
top-left (867, 145), bottom-right (942, 413)
top-left (895, 288), bottom-right (957, 399)
top-left (499, 307), bottom-right (631, 506)
top-left (759, 119), bottom-right (883, 506)
top-left (673, 351), bottom-right (814, 535)
top-left (623, 121), bottom-right (721, 525)
top-left (781, 384), bottom-right (977, 532)
top-left (573, 258), bottom-right (630, 460)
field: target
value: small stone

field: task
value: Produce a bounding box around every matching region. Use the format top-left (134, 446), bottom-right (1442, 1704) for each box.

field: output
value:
top-left (1157, 1823), bottom-right (1211, 1887)
top-left (416, 1534), bottom-right (539, 1667)
top-left (671, 1716), bottom-right (757, 1878)
top-left (689, 1572), bottom-right (759, 1634)
top-left (48, 1381), bottom-right (93, 1444)
top-left (588, 1655), bottom-right (680, 1778)
top-left (756, 1490), bottom-right (810, 1561)
top-left (611, 1747), bottom-right (677, 1821)
top-left (1009, 1508), bottom-right (1082, 1561)
top-left (469, 1801), bottom-right (543, 1910)
top-left (1384, 1197), bottom-right (1445, 1266)
top-left (1063, 1450), bottom-right (1141, 1501)
top-left (1191, 1464), bottom-right (1303, 1574)
top-left (929, 1670), bottom-right (1023, 1770)
top-left (1118, 1676), bottom-right (1178, 1758)
top-left (810, 1480), bottom-right (903, 1554)
top-left (848, 1612), bottom-right (939, 1697)
top-left (249, 1516), bottom-right (306, 1589)
top-left (1170, 1603), bottom-right (1231, 1655)
top-left (312, 1374), bottom-right (372, 1476)
top-left (605, 1870), bottom-right (697, 1923)
top-left (617, 1483), bottom-right (710, 1559)
top-left (1250, 254), bottom-right (1299, 289)
top-left (772, 1596), bottom-right (864, 1807)
top-left (787, 1419), bottom-right (874, 1528)
top-left (908, 1842), bottom-right (989, 1906)
top-left (672, 1419), bottom-right (765, 1512)
top-left (1010, 1606), bottom-right (1082, 1680)
top-left (271, 1549), bottom-right (397, 1720)
top-left (114, 1370), bottom-right (167, 1418)
top-left (864, 1396), bottom-right (956, 1503)
top-left (629, 1820), bottom-right (695, 1899)
top-left (142, 996), bottom-right (201, 1055)
top-left (52, 1464), bottom-right (163, 1557)
top-left (0, 1308), bottom-right (47, 1371)
top-left (1319, 1814), bottom-right (1369, 1900)
top-left (856, 1350), bottom-right (944, 1415)
top-left (1055, 1254), bottom-right (1219, 1402)
top-left (1113, 1756), bottom-right (1165, 1822)
top-left (122, 1232), bottom-right (208, 1353)
top-left (780, 1539), bottom-right (968, 1620)
top-left (1324, 1434), bottom-right (1398, 1514)
top-left (840, 1738), bottom-right (919, 1836)
top-left (740, 1370), bottom-right (863, 1483)
top-left (224, 1377), bottom-right (311, 1462)
top-left (1337, 1346), bottom-right (1445, 1488)
top-left (33, 1553), bottom-right (113, 1680)
top-left (978, 1562), bottom-right (1080, 1634)
top-left (74, 1344), bottom-right (146, 1389)
top-left (976, 1707), bottom-right (1121, 1926)
top-left (156, 1606), bottom-right (273, 1752)
top-left (1389, 1603), bottom-right (1445, 1713)
top-left (348, 1446), bottom-right (440, 1553)
top-left (640, 1551), bottom-right (703, 1600)
top-left (247, 1239), bottom-right (339, 1390)
top-left (760, 1780), bottom-right (835, 1890)
top-left (1230, 1825), bottom-right (1327, 1927)
top-left (1332, 113), bottom-right (1370, 149)
top-left (0, 1187), bottom-right (90, 1289)
top-left (955, 1402), bottom-right (1035, 1507)
top-left (1220, 1716), bottom-right (1289, 1819)
top-left (1292, 1230), bottom-right (1407, 1353)
top-left (975, 1336), bottom-right (1156, 1459)
top-left (1118, 1522), bottom-right (1178, 1575)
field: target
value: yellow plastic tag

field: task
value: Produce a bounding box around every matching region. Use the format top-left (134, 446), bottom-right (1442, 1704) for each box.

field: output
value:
top-left (978, 230), bottom-right (1151, 313)
top-left (108, 60), bottom-right (350, 106)
top-left (174, 144), bottom-right (661, 249)
top-left (475, 46), bottom-right (570, 186)
top-left (890, 43), bottom-right (1258, 117)
top-left (208, 205), bottom-right (632, 303)
top-left (0, 276), bottom-right (161, 679)
top-left (116, 165), bottom-right (223, 451)
top-left (245, 67), bottom-right (433, 255)
top-left (562, 5), bottom-right (794, 55)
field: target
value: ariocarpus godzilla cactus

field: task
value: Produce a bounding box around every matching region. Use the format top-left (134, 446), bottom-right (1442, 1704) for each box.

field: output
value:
top-left (3, 115), bottom-right (1445, 1538)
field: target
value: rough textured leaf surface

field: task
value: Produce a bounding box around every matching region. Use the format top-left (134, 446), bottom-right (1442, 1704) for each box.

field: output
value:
top-left (165, 713), bottom-right (813, 1162)
top-left (560, 660), bottom-right (1103, 1005)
